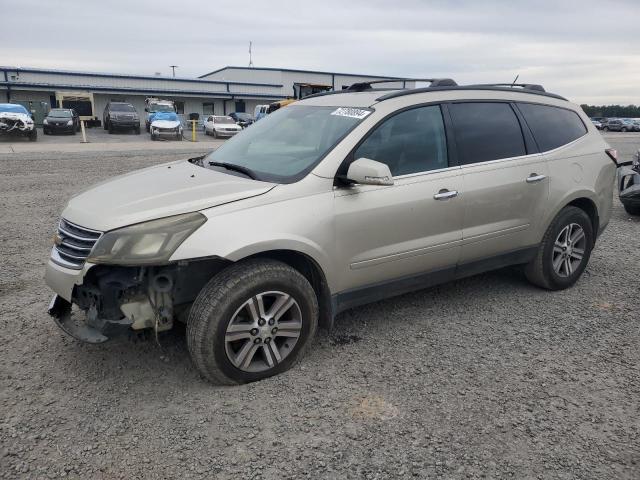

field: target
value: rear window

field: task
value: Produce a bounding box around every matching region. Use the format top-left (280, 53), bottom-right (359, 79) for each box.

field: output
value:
top-left (517, 103), bottom-right (587, 151)
top-left (448, 102), bottom-right (526, 165)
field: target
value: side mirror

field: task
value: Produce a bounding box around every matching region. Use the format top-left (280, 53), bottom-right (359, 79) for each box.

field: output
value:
top-left (346, 158), bottom-right (394, 186)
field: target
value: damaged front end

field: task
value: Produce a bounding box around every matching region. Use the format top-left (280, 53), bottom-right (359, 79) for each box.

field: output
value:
top-left (618, 149), bottom-right (640, 216)
top-left (48, 259), bottom-right (230, 344)
top-left (0, 111), bottom-right (36, 137)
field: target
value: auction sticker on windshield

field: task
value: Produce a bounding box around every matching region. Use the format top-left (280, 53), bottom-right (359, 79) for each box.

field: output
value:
top-left (330, 107), bottom-right (371, 120)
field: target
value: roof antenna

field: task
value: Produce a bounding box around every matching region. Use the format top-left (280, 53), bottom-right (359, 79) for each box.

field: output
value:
top-left (511, 74), bottom-right (519, 87)
top-left (248, 41), bottom-right (254, 68)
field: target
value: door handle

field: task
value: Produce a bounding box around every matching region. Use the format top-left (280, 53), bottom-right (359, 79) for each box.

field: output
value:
top-left (526, 174), bottom-right (546, 183)
top-left (433, 189), bottom-right (458, 200)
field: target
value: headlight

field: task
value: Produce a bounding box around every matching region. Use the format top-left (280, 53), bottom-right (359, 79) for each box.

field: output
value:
top-left (66, 120), bottom-right (73, 126)
top-left (87, 212), bottom-right (206, 265)
top-left (43, 119), bottom-right (49, 125)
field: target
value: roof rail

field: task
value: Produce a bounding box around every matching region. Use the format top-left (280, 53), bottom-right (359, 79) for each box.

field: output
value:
top-left (471, 83), bottom-right (546, 92)
top-left (346, 78), bottom-right (457, 92)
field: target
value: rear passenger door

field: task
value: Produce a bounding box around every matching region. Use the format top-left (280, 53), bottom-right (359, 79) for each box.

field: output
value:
top-left (447, 102), bottom-right (549, 264)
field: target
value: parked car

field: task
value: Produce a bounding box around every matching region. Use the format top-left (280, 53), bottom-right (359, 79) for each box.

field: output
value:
top-left (617, 149), bottom-right (640, 215)
top-left (149, 111), bottom-right (182, 141)
top-left (229, 112), bottom-right (254, 128)
top-left (46, 80), bottom-right (616, 384)
top-left (253, 104), bottom-right (269, 121)
top-left (204, 115), bottom-right (242, 138)
top-left (144, 98), bottom-right (176, 132)
top-left (103, 102), bottom-right (141, 134)
top-left (43, 108), bottom-right (80, 135)
top-left (602, 118), bottom-right (635, 132)
top-left (0, 103), bottom-right (37, 141)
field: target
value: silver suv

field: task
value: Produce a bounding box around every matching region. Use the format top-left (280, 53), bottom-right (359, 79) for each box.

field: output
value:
top-left (46, 80), bottom-right (617, 384)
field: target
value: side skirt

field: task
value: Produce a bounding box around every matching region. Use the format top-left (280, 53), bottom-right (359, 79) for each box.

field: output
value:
top-left (331, 246), bottom-right (538, 316)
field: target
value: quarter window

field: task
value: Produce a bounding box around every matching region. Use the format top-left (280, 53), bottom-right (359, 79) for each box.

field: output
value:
top-left (517, 103), bottom-right (587, 151)
top-left (353, 105), bottom-right (448, 176)
top-left (448, 102), bottom-right (526, 165)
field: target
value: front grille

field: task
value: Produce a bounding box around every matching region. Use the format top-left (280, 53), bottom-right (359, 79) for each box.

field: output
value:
top-left (51, 219), bottom-right (102, 269)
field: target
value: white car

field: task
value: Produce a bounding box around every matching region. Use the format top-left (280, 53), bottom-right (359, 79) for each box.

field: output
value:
top-left (205, 116), bottom-right (242, 138)
top-left (149, 112), bottom-right (183, 141)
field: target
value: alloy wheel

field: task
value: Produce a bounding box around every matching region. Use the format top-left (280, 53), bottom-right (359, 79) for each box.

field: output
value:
top-left (224, 291), bottom-right (302, 373)
top-left (552, 223), bottom-right (586, 277)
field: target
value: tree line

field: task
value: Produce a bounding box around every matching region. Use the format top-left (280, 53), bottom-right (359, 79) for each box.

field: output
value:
top-left (580, 104), bottom-right (640, 118)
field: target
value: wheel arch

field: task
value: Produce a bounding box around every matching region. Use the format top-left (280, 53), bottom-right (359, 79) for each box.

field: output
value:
top-left (566, 197), bottom-right (599, 236)
top-left (538, 190), bottom-right (601, 245)
top-left (243, 249), bottom-right (335, 331)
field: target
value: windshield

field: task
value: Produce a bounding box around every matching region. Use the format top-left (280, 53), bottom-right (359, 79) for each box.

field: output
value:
top-left (215, 117), bottom-right (235, 124)
top-left (150, 104), bottom-right (174, 112)
top-left (49, 109), bottom-right (72, 118)
top-left (110, 103), bottom-right (136, 112)
top-left (0, 104), bottom-right (29, 115)
top-left (235, 113), bottom-right (252, 120)
top-left (152, 112), bottom-right (178, 122)
top-left (205, 105), bottom-right (371, 183)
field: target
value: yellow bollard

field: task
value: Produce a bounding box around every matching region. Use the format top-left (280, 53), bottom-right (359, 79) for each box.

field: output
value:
top-left (191, 120), bottom-right (196, 142)
top-left (80, 120), bottom-right (88, 143)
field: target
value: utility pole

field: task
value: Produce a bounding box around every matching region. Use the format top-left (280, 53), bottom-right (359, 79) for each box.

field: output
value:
top-left (248, 42), bottom-right (254, 68)
top-left (169, 65), bottom-right (178, 77)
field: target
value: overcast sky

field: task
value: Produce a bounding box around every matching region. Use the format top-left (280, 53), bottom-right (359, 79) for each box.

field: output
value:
top-left (5, 0), bottom-right (639, 104)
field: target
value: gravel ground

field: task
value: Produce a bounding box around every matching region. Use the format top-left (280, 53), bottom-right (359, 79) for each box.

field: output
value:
top-left (1, 138), bottom-right (639, 479)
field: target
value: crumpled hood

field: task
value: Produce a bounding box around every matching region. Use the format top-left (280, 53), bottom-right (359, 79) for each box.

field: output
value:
top-left (0, 111), bottom-right (34, 131)
top-left (151, 119), bottom-right (181, 129)
top-left (62, 159), bottom-right (276, 232)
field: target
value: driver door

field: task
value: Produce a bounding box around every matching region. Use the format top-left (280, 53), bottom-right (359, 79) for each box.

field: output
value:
top-left (333, 105), bottom-right (464, 304)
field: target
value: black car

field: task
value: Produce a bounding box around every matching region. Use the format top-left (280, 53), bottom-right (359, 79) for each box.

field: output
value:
top-left (103, 102), bottom-right (141, 134)
top-left (43, 109), bottom-right (80, 135)
top-left (229, 112), bottom-right (254, 128)
top-left (618, 150), bottom-right (640, 216)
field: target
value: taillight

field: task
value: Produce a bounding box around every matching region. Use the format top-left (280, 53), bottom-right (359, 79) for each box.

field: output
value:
top-left (605, 148), bottom-right (618, 165)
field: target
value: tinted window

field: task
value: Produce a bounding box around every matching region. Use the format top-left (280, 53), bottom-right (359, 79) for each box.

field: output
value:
top-left (449, 102), bottom-right (526, 165)
top-left (517, 103), bottom-right (587, 151)
top-left (353, 105), bottom-right (448, 176)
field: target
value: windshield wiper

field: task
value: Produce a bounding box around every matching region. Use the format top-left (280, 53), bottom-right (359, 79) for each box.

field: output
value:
top-left (208, 161), bottom-right (257, 180)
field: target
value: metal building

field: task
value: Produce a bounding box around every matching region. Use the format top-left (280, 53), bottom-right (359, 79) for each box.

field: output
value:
top-left (0, 65), bottom-right (405, 126)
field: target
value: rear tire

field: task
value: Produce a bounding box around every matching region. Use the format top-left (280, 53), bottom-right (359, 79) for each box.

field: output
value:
top-left (187, 259), bottom-right (318, 385)
top-left (623, 203), bottom-right (640, 216)
top-left (525, 206), bottom-right (594, 290)
top-left (603, 126), bottom-right (609, 132)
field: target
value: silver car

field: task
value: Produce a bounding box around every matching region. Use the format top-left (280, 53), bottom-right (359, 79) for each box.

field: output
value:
top-left (46, 80), bottom-right (617, 384)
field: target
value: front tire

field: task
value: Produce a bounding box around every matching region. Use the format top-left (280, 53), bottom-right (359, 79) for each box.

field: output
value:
top-left (525, 206), bottom-right (594, 290)
top-left (187, 259), bottom-right (318, 385)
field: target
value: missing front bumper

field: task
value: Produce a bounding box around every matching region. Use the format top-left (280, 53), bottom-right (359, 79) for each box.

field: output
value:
top-left (48, 295), bottom-right (131, 343)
